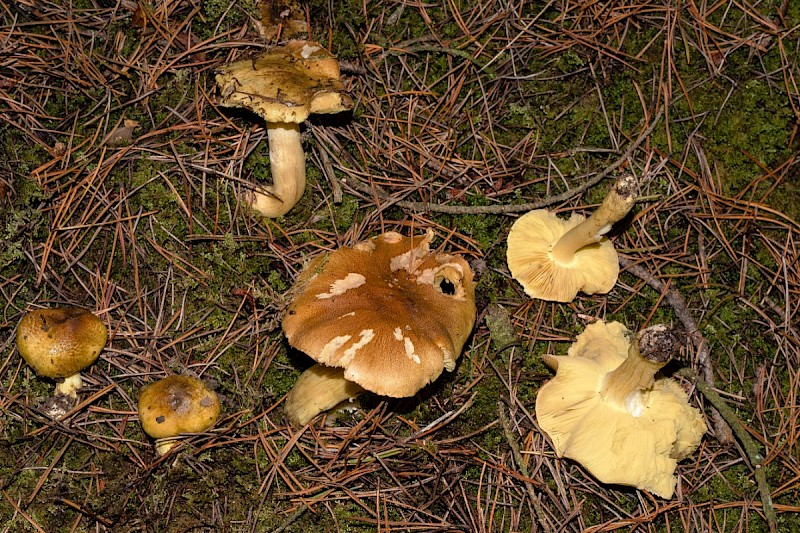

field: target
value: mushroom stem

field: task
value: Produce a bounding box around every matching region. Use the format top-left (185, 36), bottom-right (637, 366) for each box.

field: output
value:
top-left (599, 325), bottom-right (677, 410)
top-left (54, 373), bottom-right (82, 399)
top-left (154, 437), bottom-right (180, 456)
top-left (550, 174), bottom-right (638, 263)
top-left (285, 363), bottom-right (365, 426)
top-left (248, 121), bottom-right (306, 218)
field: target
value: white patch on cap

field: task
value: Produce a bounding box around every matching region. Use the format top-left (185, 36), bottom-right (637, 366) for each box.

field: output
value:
top-left (319, 335), bottom-right (352, 364)
top-left (353, 239), bottom-right (376, 252)
top-left (404, 337), bottom-right (420, 364)
top-left (300, 44), bottom-right (322, 58)
top-left (393, 326), bottom-right (420, 364)
top-left (338, 311), bottom-right (356, 319)
top-left (382, 232), bottom-right (403, 243)
top-left (390, 239), bottom-right (432, 273)
top-left (340, 329), bottom-right (375, 365)
top-left (316, 273), bottom-right (366, 299)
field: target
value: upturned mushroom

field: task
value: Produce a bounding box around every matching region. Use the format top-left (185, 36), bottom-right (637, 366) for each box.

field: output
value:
top-left (138, 375), bottom-right (221, 456)
top-left (282, 230), bottom-right (476, 426)
top-left (535, 320), bottom-right (707, 499)
top-left (16, 307), bottom-right (108, 404)
top-left (506, 173), bottom-right (638, 302)
top-left (216, 40), bottom-right (353, 218)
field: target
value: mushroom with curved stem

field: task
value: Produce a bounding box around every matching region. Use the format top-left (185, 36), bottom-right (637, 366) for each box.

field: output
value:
top-left (535, 320), bottom-right (707, 499)
top-left (506, 173), bottom-right (638, 302)
top-left (16, 307), bottom-right (108, 417)
top-left (216, 40), bottom-right (353, 218)
top-left (138, 375), bottom-right (222, 456)
top-left (282, 230), bottom-right (476, 426)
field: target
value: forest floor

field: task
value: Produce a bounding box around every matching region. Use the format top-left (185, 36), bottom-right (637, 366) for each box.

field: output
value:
top-left (1, 0), bottom-right (799, 531)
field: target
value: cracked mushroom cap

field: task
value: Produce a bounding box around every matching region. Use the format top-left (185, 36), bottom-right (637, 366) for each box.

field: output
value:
top-left (16, 307), bottom-right (107, 379)
top-left (216, 39), bottom-right (353, 124)
top-left (282, 230), bottom-right (476, 398)
top-left (138, 375), bottom-right (221, 440)
top-left (535, 320), bottom-right (707, 499)
top-left (506, 210), bottom-right (619, 302)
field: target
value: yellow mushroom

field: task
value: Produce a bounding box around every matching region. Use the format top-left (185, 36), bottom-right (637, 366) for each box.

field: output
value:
top-left (506, 174), bottom-right (637, 302)
top-left (535, 320), bottom-right (707, 498)
top-left (216, 40), bottom-right (353, 218)
top-left (16, 307), bottom-right (107, 403)
top-left (138, 375), bottom-right (221, 456)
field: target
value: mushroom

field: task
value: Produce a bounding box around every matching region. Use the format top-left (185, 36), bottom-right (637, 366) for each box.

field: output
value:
top-left (138, 375), bottom-right (221, 456)
top-left (506, 173), bottom-right (638, 302)
top-left (16, 307), bottom-right (108, 404)
top-left (282, 230), bottom-right (476, 426)
top-left (535, 320), bottom-right (707, 499)
top-left (216, 40), bottom-right (353, 218)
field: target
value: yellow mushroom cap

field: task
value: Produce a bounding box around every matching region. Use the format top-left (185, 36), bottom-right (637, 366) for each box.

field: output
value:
top-left (535, 320), bottom-right (707, 499)
top-left (215, 40), bottom-right (353, 124)
top-left (506, 210), bottom-right (619, 302)
top-left (16, 307), bottom-right (107, 379)
top-left (138, 375), bottom-right (221, 440)
top-left (283, 230), bottom-right (477, 398)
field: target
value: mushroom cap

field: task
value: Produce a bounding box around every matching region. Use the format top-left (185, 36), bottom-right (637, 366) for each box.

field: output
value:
top-left (535, 320), bottom-right (707, 499)
top-left (138, 375), bottom-right (221, 440)
top-left (282, 230), bottom-right (477, 398)
top-left (216, 40), bottom-right (353, 124)
top-left (506, 210), bottom-right (619, 302)
top-left (16, 307), bottom-right (107, 379)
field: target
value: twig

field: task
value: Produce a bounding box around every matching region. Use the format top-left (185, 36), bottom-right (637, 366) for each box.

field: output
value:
top-left (339, 108), bottom-right (663, 214)
top-left (619, 257), bottom-right (735, 445)
top-left (678, 369), bottom-right (778, 533)
top-left (498, 404), bottom-right (553, 532)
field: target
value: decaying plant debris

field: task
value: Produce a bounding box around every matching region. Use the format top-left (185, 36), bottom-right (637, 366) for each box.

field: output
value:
top-left (1, 0), bottom-right (799, 531)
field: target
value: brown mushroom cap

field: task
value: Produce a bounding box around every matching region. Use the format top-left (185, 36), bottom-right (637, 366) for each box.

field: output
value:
top-left (283, 230), bottom-right (476, 398)
top-left (16, 307), bottom-right (107, 379)
top-left (216, 40), bottom-right (353, 124)
top-left (138, 375), bottom-right (221, 440)
top-left (506, 210), bottom-right (619, 302)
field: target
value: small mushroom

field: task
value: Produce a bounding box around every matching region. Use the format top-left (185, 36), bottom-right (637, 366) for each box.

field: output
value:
top-left (283, 230), bottom-right (476, 426)
top-left (535, 320), bottom-right (707, 499)
top-left (216, 40), bottom-right (353, 218)
top-left (16, 307), bottom-right (108, 407)
top-left (138, 375), bottom-right (221, 456)
top-left (506, 174), bottom-right (638, 302)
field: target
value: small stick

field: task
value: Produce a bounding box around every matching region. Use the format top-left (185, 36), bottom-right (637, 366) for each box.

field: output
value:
top-left (619, 257), bottom-right (735, 445)
top-left (678, 369), bottom-right (778, 533)
top-left (498, 404), bottom-right (552, 531)
top-left (336, 110), bottom-right (663, 214)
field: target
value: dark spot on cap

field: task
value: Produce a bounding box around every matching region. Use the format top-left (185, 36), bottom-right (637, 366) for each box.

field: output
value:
top-left (156, 415), bottom-right (165, 424)
top-left (199, 396), bottom-right (213, 408)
